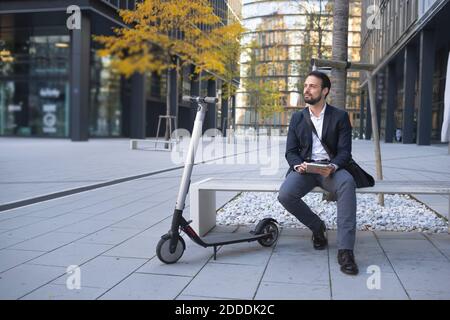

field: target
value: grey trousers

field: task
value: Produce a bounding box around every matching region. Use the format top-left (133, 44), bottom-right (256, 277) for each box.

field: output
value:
top-left (277, 169), bottom-right (357, 250)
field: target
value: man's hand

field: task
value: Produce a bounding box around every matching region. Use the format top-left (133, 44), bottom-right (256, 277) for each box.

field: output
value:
top-left (317, 165), bottom-right (335, 177)
top-left (295, 162), bottom-right (335, 177)
top-left (294, 162), bottom-right (308, 174)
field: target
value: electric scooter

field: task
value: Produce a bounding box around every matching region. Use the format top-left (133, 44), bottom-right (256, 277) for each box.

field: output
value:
top-left (156, 96), bottom-right (279, 264)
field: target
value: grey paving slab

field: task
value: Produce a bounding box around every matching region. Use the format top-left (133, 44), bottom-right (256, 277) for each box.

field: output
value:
top-left (211, 242), bottom-right (273, 266)
top-left (49, 194), bottom-right (123, 211)
top-left (407, 289), bottom-right (450, 300)
top-left (326, 230), bottom-right (382, 249)
top-left (262, 251), bottom-right (329, 286)
top-left (4, 213), bottom-right (91, 239)
top-left (377, 238), bottom-right (448, 261)
top-left (0, 209), bottom-right (33, 222)
top-left (51, 256), bottom-right (147, 289)
top-left (426, 205), bottom-right (450, 218)
top-left (88, 200), bottom-right (165, 223)
top-left (388, 258), bottom-right (450, 294)
top-left (26, 242), bottom-right (113, 267)
top-left (9, 232), bottom-right (87, 252)
top-left (0, 264), bottom-right (66, 299)
top-left (345, 248), bottom-right (394, 274)
top-left (181, 263), bottom-right (265, 300)
top-left (0, 249), bottom-right (44, 273)
top-left (20, 284), bottom-right (106, 300)
top-left (326, 231), bottom-right (395, 273)
top-left (76, 227), bottom-right (141, 245)
top-left (425, 233), bottom-right (450, 259)
top-left (374, 231), bottom-right (427, 240)
top-left (98, 273), bottom-right (191, 300)
top-left (102, 229), bottom-right (165, 259)
top-left (56, 217), bottom-right (116, 234)
top-left (329, 265), bottom-right (409, 300)
top-left (25, 206), bottom-right (78, 219)
top-left (255, 282), bottom-right (330, 300)
top-left (0, 232), bottom-right (29, 250)
top-left (75, 195), bottom-right (149, 215)
top-left (0, 198), bottom-right (77, 219)
top-left (111, 208), bottom-right (170, 230)
top-left (271, 234), bottom-right (327, 257)
top-left (279, 227), bottom-right (310, 237)
top-left (137, 242), bottom-right (213, 277)
top-left (136, 190), bottom-right (180, 204)
top-left (0, 216), bottom-right (46, 230)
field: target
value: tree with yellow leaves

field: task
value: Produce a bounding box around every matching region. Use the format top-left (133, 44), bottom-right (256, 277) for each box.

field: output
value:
top-left (217, 25), bottom-right (244, 141)
top-left (94, 0), bottom-right (244, 141)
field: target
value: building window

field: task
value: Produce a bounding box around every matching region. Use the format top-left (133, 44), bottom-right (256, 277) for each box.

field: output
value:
top-left (89, 54), bottom-right (122, 137)
top-left (0, 27), bottom-right (70, 137)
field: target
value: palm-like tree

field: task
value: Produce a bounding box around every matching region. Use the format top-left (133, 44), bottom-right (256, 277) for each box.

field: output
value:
top-left (330, 0), bottom-right (349, 109)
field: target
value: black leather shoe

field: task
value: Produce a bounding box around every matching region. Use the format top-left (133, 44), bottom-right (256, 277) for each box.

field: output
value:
top-left (337, 249), bottom-right (359, 275)
top-left (312, 221), bottom-right (327, 250)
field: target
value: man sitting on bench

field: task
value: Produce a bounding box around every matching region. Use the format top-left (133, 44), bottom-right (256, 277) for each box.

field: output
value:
top-left (277, 71), bottom-right (358, 275)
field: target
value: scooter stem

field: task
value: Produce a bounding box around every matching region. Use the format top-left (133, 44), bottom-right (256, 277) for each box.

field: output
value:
top-left (175, 102), bottom-right (207, 211)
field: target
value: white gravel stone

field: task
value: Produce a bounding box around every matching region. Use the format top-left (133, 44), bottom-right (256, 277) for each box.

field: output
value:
top-left (216, 192), bottom-right (448, 233)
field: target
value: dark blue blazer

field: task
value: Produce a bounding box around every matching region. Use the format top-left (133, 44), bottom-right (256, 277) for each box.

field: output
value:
top-left (285, 104), bottom-right (353, 174)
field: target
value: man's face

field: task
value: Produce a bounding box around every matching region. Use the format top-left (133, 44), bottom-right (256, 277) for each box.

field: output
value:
top-left (303, 75), bottom-right (329, 105)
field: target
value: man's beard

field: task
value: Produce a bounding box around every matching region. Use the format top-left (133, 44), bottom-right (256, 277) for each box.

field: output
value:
top-left (304, 94), bottom-right (323, 105)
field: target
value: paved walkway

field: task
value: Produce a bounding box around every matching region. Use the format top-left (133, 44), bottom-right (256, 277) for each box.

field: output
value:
top-left (0, 137), bottom-right (449, 299)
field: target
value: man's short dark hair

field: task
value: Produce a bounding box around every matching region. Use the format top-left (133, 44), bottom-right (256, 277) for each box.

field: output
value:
top-left (307, 71), bottom-right (331, 95)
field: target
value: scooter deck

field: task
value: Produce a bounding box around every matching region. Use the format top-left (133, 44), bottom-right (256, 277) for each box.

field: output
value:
top-left (200, 232), bottom-right (268, 246)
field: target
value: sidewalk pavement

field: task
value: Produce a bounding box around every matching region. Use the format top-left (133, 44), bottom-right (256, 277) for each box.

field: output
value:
top-left (0, 137), bottom-right (449, 299)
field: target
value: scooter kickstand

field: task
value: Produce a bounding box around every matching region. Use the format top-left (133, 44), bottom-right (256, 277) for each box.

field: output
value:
top-left (213, 246), bottom-right (217, 260)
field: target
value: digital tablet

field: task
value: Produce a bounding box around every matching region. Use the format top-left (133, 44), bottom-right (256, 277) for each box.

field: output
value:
top-left (305, 162), bottom-right (332, 174)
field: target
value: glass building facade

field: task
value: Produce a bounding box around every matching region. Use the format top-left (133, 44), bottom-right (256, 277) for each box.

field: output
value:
top-left (236, 0), bottom-right (362, 135)
top-left (0, 0), bottom-right (241, 140)
top-left (0, 5), bottom-right (127, 139)
top-left (360, 0), bottom-right (450, 145)
top-left (0, 20), bottom-right (71, 137)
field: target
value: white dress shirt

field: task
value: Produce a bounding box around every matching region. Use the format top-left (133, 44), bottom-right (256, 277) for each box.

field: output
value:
top-left (309, 104), bottom-right (330, 161)
top-left (294, 104), bottom-right (338, 172)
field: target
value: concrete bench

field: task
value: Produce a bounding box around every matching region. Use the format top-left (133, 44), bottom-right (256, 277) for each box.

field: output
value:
top-left (130, 139), bottom-right (177, 151)
top-left (189, 178), bottom-right (450, 236)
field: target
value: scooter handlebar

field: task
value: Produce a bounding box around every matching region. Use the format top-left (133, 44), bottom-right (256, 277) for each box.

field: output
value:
top-left (182, 96), bottom-right (218, 104)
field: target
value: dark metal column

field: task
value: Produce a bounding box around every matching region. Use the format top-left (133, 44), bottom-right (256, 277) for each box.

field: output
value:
top-left (231, 95), bottom-right (236, 130)
top-left (402, 45), bottom-right (417, 144)
top-left (204, 78), bottom-right (216, 131)
top-left (385, 63), bottom-right (397, 143)
top-left (169, 64), bottom-right (178, 125)
top-left (365, 92), bottom-right (372, 140)
top-left (417, 30), bottom-right (435, 145)
top-left (130, 73), bottom-right (146, 139)
top-left (221, 95), bottom-right (228, 136)
top-left (188, 69), bottom-right (200, 134)
top-left (70, 11), bottom-right (90, 141)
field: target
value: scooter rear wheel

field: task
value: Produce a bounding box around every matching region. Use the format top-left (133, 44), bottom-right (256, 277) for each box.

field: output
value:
top-left (257, 221), bottom-right (279, 247)
top-left (156, 235), bottom-right (186, 264)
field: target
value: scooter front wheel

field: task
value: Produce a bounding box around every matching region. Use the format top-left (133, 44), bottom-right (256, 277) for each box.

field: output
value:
top-left (256, 221), bottom-right (279, 247)
top-left (156, 235), bottom-right (186, 264)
